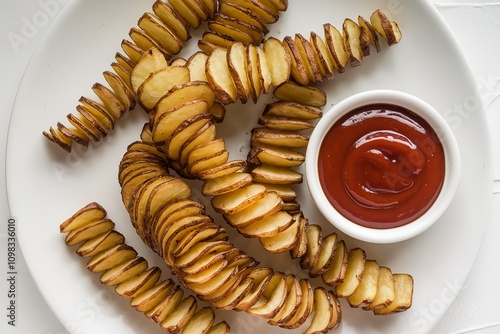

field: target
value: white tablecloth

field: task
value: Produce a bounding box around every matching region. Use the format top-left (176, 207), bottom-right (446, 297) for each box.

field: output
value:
top-left (1, 1), bottom-right (499, 333)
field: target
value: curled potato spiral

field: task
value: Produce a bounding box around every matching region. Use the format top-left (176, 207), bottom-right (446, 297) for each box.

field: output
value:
top-left (118, 141), bottom-right (342, 332)
top-left (59, 202), bottom-right (230, 334)
top-left (43, 0), bottom-right (221, 152)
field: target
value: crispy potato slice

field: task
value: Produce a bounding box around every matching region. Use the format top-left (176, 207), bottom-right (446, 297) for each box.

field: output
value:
top-left (219, 2), bottom-right (268, 33)
top-left (115, 52), bottom-right (135, 73)
top-left (197, 160), bottom-right (245, 180)
top-left (138, 12), bottom-right (183, 55)
top-left (268, 275), bottom-right (301, 325)
top-left (152, 99), bottom-right (210, 144)
top-left (256, 45), bottom-right (273, 94)
top-left (76, 230), bottom-right (125, 258)
top-left (309, 232), bottom-right (337, 277)
top-left (370, 9), bottom-right (402, 46)
top-left (251, 164), bottom-right (303, 185)
top-left (227, 42), bottom-right (251, 103)
top-left (199, 271), bottom-right (244, 303)
top-left (347, 260), bottom-right (380, 307)
top-left (335, 248), bottom-right (366, 298)
top-left (164, 114), bottom-right (213, 160)
top-left (177, 119), bottom-right (217, 163)
top-left (304, 287), bottom-right (334, 334)
top-left (226, 0), bottom-right (279, 24)
top-left (260, 216), bottom-right (299, 253)
top-left (251, 127), bottom-right (309, 148)
top-left (152, 0), bottom-right (190, 42)
top-left (249, 145), bottom-right (305, 168)
top-left (212, 183), bottom-right (268, 214)
top-left (206, 47), bottom-right (238, 104)
top-left (137, 66), bottom-right (191, 110)
top-left (181, 247), bottom-right (239, 276)
top-left (373, 274), bottom-right (413, 314)
top-left (214, 12), bottom-right (264, 45)
top-left (183, 0), bottom-right (212, 21)
top-left (146, 285), bottom-right (184, 324)
top-left (363, 266), bottom-right (396, 310)
top-left (299, 224), bottom-right (322, 270)
top-left (115, 267), bottom-right (161, 298)
top-left (187, 138), bottom-right (225, 166)
top-left (99, 256), bottom-right (148, 286)
top-left (130, 279), bottom-right (176, 312)
top-left (343, 18), bottom-right (367, 67)
top-left (273, 81), bottom-right (327, 107)
top-left (154, 81), bottom-right (215, 120)
top-left (258, 115), bottom-right (315, 132)
top-left (207, 321), bottom-right (230, 334)
top-left (209, 21), bottom-right (253, 46)
top-left (131, 47), bottom-right (168, 93)
top-left (290, 215), bottom-right (308, 259)
top-left (239, 211), bottom-right (293, 238)
top-left (202, 172), bottom-right (253, 196)
top-left (169, 57), bottom-right (187, 66)
top-left (103, 70), bottom-right (135, 111)
top-left (121, 39), bottom-right (143, 64)
top-left (111, 61), bottom-right (132, 91)
top-left (86, 244), bottom-right (138, 273)
top-left (175, 241), bottom-right (233, 269)
top-left (92, 82), bottom-right (126, 119)
top-left (263, 101), bottom-right (323, 119)
top-left (211, 277), bottom-right (254, 310)
top-left (295, 33), bottom-right (323, 83)
top-left (247, 44), bottom-right (263, 102)
top-left (60, 202), bottom-right (106, 233)
top-left (187, 266), bottom-right (238, 296)
top-left (247, 272), bottom-right (287, 319)
top-left (309, 32), bottom-right (335, 80)
top-left (64, 218), bottom-right (115, 246)
top-left (281, 279), bottom-right (313, 329)
top-left (359, 15), bottom-right (381, 52)
top-left (324, 23), bottom-right (349, 73)
top-left (161, 217), bottom-right (214, 266)
top-left (321, 240), bottom-right (348, 286)
top-left (283, 36), bottom-right (308, 85)
top-left (160, 295), bottom-right (197, 332)
top-left (182, 258), bottom-right (228, 284)
top-left (173, 224), bottom-right (226, 258)
top-left (182, 307), bottom-right (216, 333)
top-left (208, 102), bottom-right (226, 122)
top-left (188, 151), bottom-right (231, 177)
top-left (263, 37), bottom-right (291, 87)
top-left (129, 27), bottom-right (172, 60)
top-left (224, 191), bottom-right (283, 228)
top-left (169, 0), bottom-right (202, 29)
top-left (186, 51), bottom-right (209, 82)
top-left (79, 96), bottom-right (116, 131)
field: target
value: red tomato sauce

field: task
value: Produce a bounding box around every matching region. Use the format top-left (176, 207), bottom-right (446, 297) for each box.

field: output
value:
top-left (318, 104), bottom-right (445, 229)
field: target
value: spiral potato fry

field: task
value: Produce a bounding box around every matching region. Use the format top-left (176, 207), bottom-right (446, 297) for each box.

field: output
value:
top-left (43, 0), bottom-right (292, 152)
top-left (43, 0), bottom-right (220, 152)
top-left (59, 202), bottom-right (230, 334)
top-left (119, 141), bottom-right (342, 332)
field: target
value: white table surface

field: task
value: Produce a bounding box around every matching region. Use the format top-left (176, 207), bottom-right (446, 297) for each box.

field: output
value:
top-left (1, 1), bottom-right (499, 333)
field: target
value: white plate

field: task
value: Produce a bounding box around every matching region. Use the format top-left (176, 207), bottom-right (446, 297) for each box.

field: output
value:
top-left (6, 0), bottom-right (493, 333)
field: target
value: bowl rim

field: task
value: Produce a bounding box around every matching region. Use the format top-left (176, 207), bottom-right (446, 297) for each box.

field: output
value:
top-left (305, 89), bottom-right (461, 243)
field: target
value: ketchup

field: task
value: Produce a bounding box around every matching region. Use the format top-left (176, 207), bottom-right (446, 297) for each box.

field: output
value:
top-left (318, 104), bottom-right (445, 229)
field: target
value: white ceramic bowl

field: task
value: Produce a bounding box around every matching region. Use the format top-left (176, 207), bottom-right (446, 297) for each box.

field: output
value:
top-left (306, 90), bottom-right (461, 243)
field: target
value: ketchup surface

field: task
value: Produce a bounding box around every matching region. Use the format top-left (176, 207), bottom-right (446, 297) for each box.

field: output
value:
top-left (318, 104), bottom-right (445, 229)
